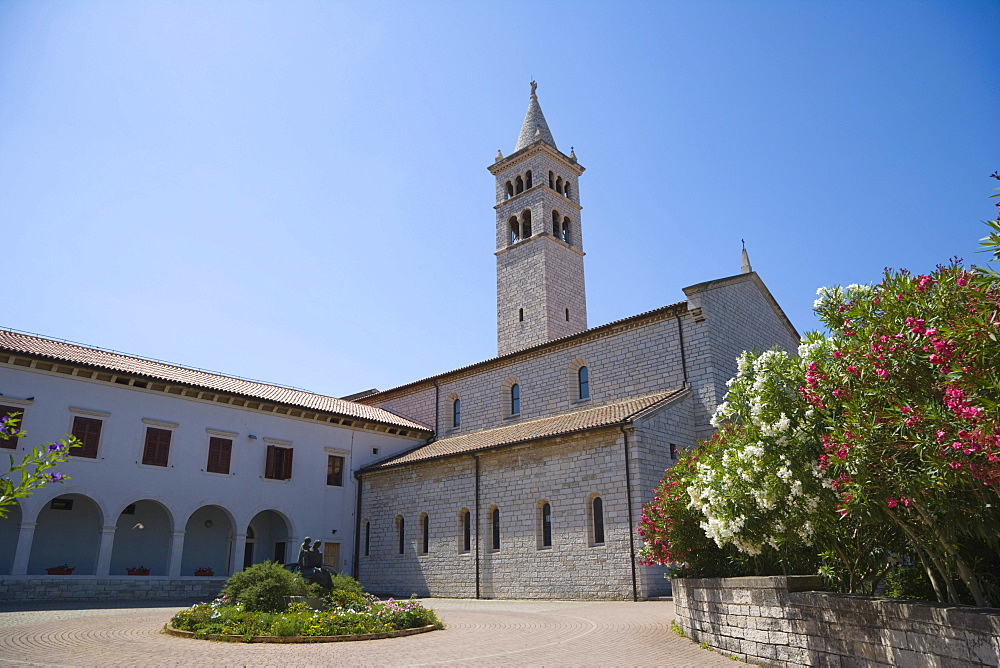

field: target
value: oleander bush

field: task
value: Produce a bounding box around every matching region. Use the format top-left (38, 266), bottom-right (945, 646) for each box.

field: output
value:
top-left (219, 561), bottom-right (308, 612)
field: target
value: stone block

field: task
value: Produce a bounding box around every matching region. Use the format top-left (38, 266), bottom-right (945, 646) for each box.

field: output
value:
top-left (966, 630), bottom-right (1000, 666)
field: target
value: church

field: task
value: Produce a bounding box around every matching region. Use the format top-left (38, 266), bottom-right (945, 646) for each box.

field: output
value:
top-left (0, 84), bottom-right (797, 602)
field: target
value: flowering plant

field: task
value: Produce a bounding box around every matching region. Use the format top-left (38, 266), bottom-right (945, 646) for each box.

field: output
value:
top-left (1, 412), bottom-right (80, 517)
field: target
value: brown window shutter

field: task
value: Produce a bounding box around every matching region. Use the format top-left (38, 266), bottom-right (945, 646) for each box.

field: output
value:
top-left (207, 437), bottom-right (231, 474)
top-left (283, 447), bottom-right (293, 480)
top-left (265, 444), bottom-right (276, 479)
top-left (71, 416), bottom-right (102, 458)
top-left (0, 405), bottom-right (23, 449)
top-left (143, 427), bottom-right (171, 467)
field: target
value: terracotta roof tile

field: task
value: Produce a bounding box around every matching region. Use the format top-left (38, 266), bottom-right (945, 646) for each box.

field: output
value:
top-left (0, 329), bottom-right (431, 433)
top-left (364, 387), bottom-right (687, 470)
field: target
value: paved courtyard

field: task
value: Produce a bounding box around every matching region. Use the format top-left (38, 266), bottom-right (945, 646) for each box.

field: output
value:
top-left (0, 597), bottom-right (742, 667)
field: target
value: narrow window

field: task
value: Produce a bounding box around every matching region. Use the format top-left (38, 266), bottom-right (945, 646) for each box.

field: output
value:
top-left (206, 436), bottom-right (233, 474)
top-left (515, 175), bottom-right (524, 194)
top-left (521, 209), bottom-right (532, 237)
top-left (564, 182), bottom-right (571, 198)
top-left (364, 521), bottom-right (371, 556)
top-left (327, 454), bottom-right (345, 486)
top-left (506, 181), bottom-right (513, 199)
top-left (397, 516), bottom-right (405, 554)
top-left (670, 443), bottom-right (678, 460)
top-left (0, 406), bottom-right (23, 449)
top-left (264, 445), bottom-right (293, 480)
top-left (518, 308), bottom-right (524, 322)
top-left (565, 307), bottom-right (570, 322)
top-left (71, 415), bottom-right (102, 458)
top-left (578, 366), bottom-right (590, 400)
top-left (562, 217), bottom-right (570, 243)
top-left (491, 508), bottom-right (500, 550)
top-left (142, 427), bottom-right (172, 467)
top-left (452, 399), bottom-right (461, 428)
top-left (525, 170), bottom-right (532, 189)
top-left (462, 510), bottom-right (471, 552)
top-left (556, 176), bottom-right (563, 193)
top-left (511, 384), bottom-right (520, 415)
top-left (509, 216), bottom-right (519, 244)
top-left (593, 497), bottom-right (605, 545)
top-left (541, 502), bottom-right (552, 547)
top-left (548, 171), bottom-right (554, 189)
top-left (421, 514), bottom-right (429, 554)
top-left (552, 210), bottom-right (560, 236)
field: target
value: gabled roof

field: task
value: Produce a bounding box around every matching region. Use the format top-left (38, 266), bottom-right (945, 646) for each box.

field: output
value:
top-left (0, 328), bottom-right (431, 433)
top-left (362, 387), bottom-right (687, 471)
top-left (514, 81), bottom-right (557, 152)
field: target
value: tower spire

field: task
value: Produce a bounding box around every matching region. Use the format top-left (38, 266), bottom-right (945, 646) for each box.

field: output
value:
top-left (741, 240), bottom-right (753, 274)
top-left (514, 81), bottom-right (557, 152)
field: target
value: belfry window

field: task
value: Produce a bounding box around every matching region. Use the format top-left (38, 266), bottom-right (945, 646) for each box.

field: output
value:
top-left (525, 170), bottom-right (532, 189)
top-left (509, 217), bottom-right (519, 245)
top-left (552, 210), bottom-right (560, 237)
top-left (520, 210), bottom-right (532, 237)
top-left (515, 175), bottom-right (524, 194)
top-left (452, 398), bottom-right (461, 428)
top-left (510, 383), bottom-right (520, 415)
top-left (578, 366), bottom-right (590, 400)
top-left (564, 182), bottom-right (571, 198)
top-left (505, 181), bottom-right (513, 199)
top-left (562, 217), bottom-right (570, 243)
top-left (548, 171), bottom-right (554, 189)
top-left (555, 176), bottom-right (563, 194)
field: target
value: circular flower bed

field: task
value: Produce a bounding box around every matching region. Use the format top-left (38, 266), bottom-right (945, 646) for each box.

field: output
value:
top-left (168, 595), bottom-right (442, 642)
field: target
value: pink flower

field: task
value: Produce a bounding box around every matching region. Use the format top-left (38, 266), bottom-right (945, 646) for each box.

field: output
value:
top-left (886, 498), bottom-right (898, 508)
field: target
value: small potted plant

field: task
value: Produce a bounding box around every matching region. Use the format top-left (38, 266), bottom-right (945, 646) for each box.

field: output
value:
top-left (126, 566), bottom-right (150, 576)
top-left (193, 566), bottom-right (214, 576)
top-left (46, 564), bottom-right (74, 575)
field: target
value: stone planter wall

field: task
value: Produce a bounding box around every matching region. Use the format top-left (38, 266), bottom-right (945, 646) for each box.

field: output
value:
top-left (673, 576), bottom-right (1000, 667)
top-left (0, 575), bottom-right (226, 602)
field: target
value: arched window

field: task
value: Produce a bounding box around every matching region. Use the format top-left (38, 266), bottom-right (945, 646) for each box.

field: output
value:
top-left (462, 509), bottom-right (471, 552)
top-left (592, 497), bottom-right (605, 545)
top-left (421, 514), bottom-right (429, 554)
top-left (562, 217), bottom-right (570, 243)
top-left (452, 398), bottom-right (461, 428)
top-left (578, 366), bottom-right (590, 400)
top-left (491, 507), bottom-right (501, 550)
top-left (509, 216), bottom-right (519, 245)
top-left (548, 171), bottom-right (555, 189)
top-left (556, 176), bottom-right (563, 194)
top-left (364, 520), bottom-right (371, 556)
top-left (511, 383), bottom-right (520, 415)
top-left (564, 182), bottom-right (571, 198)
top-left (518, 308), bottom-right (524, 322)
top-left (397, 516), bottom-right (405, 555)
top-left (552, 210), bottom-right (560, 236)
top-left (515, 175), bottom-right (524, 194)
top-left (525, 170), bottom-right (532, 189)
top-left (565, 307), bottom-right (570, 322)
top-left (521, 209), bottom-right (532, 238)
top-left (541, 502), bottom-right (552, 547)
top-left (505, 181), bottom-right (513, 199)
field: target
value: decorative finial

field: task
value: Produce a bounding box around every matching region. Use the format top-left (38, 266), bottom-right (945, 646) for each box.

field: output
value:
top-left (569, 147), bottom-right (577, 163)
top-left (534, 126), bottom-right (542, 138)
top-left (530, 80), bottom-right (538, 97)
top-left (741, 238), bottom-right (745, 250)
top-left (496, 149), bottom-right (504, 161)
top-left (741, 242), bottom-right (753, 274)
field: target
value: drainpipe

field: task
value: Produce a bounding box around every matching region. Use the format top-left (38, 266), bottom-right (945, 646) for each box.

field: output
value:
top-left (474, 454), bottom-right (481, 599)
top-left (620, 424), bottom-right (639, 602)
top-left (677, 313), bottom-right (689, 385)
top-left (352, 471), bottom-right (363, 580)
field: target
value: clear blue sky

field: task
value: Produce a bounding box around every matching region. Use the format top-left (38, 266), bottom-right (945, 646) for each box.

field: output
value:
top-left (3, 1), bottom-right (997, 398)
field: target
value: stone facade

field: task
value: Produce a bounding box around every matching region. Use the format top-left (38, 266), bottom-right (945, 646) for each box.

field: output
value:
top-left (0, 575), bottom-right (226, 602)
top-left (674, 576), bottom-right (1000, 666)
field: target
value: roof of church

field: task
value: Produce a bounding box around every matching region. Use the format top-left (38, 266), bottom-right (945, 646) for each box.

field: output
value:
top-left (514, 81), bottom-right (557, 152)
top-left (0, 328), bottom-right (431, 433)
top-left (362, 387), bottom-right (687, 471)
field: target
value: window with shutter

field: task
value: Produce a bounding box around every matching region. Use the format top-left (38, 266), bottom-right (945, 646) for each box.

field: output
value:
top-left (0, 405), bottom-right (23, 449)
top-left (71, 416), bottom-right (102, 458)
top-left (326, 455), bottom-right (344, 486)
top-left (265, 445), bottom-right (293, 480)
top-left (142, 427), bottom-right (171, 467)
top-left (206, 437), bottom-right (232, 474)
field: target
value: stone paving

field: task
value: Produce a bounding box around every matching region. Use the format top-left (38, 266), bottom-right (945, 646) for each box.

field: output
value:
top-left (0, 597), bottom-right (744, 667)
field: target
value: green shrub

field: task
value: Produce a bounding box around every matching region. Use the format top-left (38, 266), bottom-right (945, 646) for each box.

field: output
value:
top-left (219, 561), bottom-right (307, 613)
top-left (328, 573), bottom-right (364, 594)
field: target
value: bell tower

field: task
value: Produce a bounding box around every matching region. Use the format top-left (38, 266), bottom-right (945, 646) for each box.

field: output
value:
top-left (489, 82), bottom-right (588, 356)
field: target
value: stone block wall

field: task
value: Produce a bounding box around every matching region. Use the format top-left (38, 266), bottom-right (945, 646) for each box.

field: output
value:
top-left (0, 575), bottom-right (225, 602)
top-left (673, 576), bottom-right (1000, 666)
